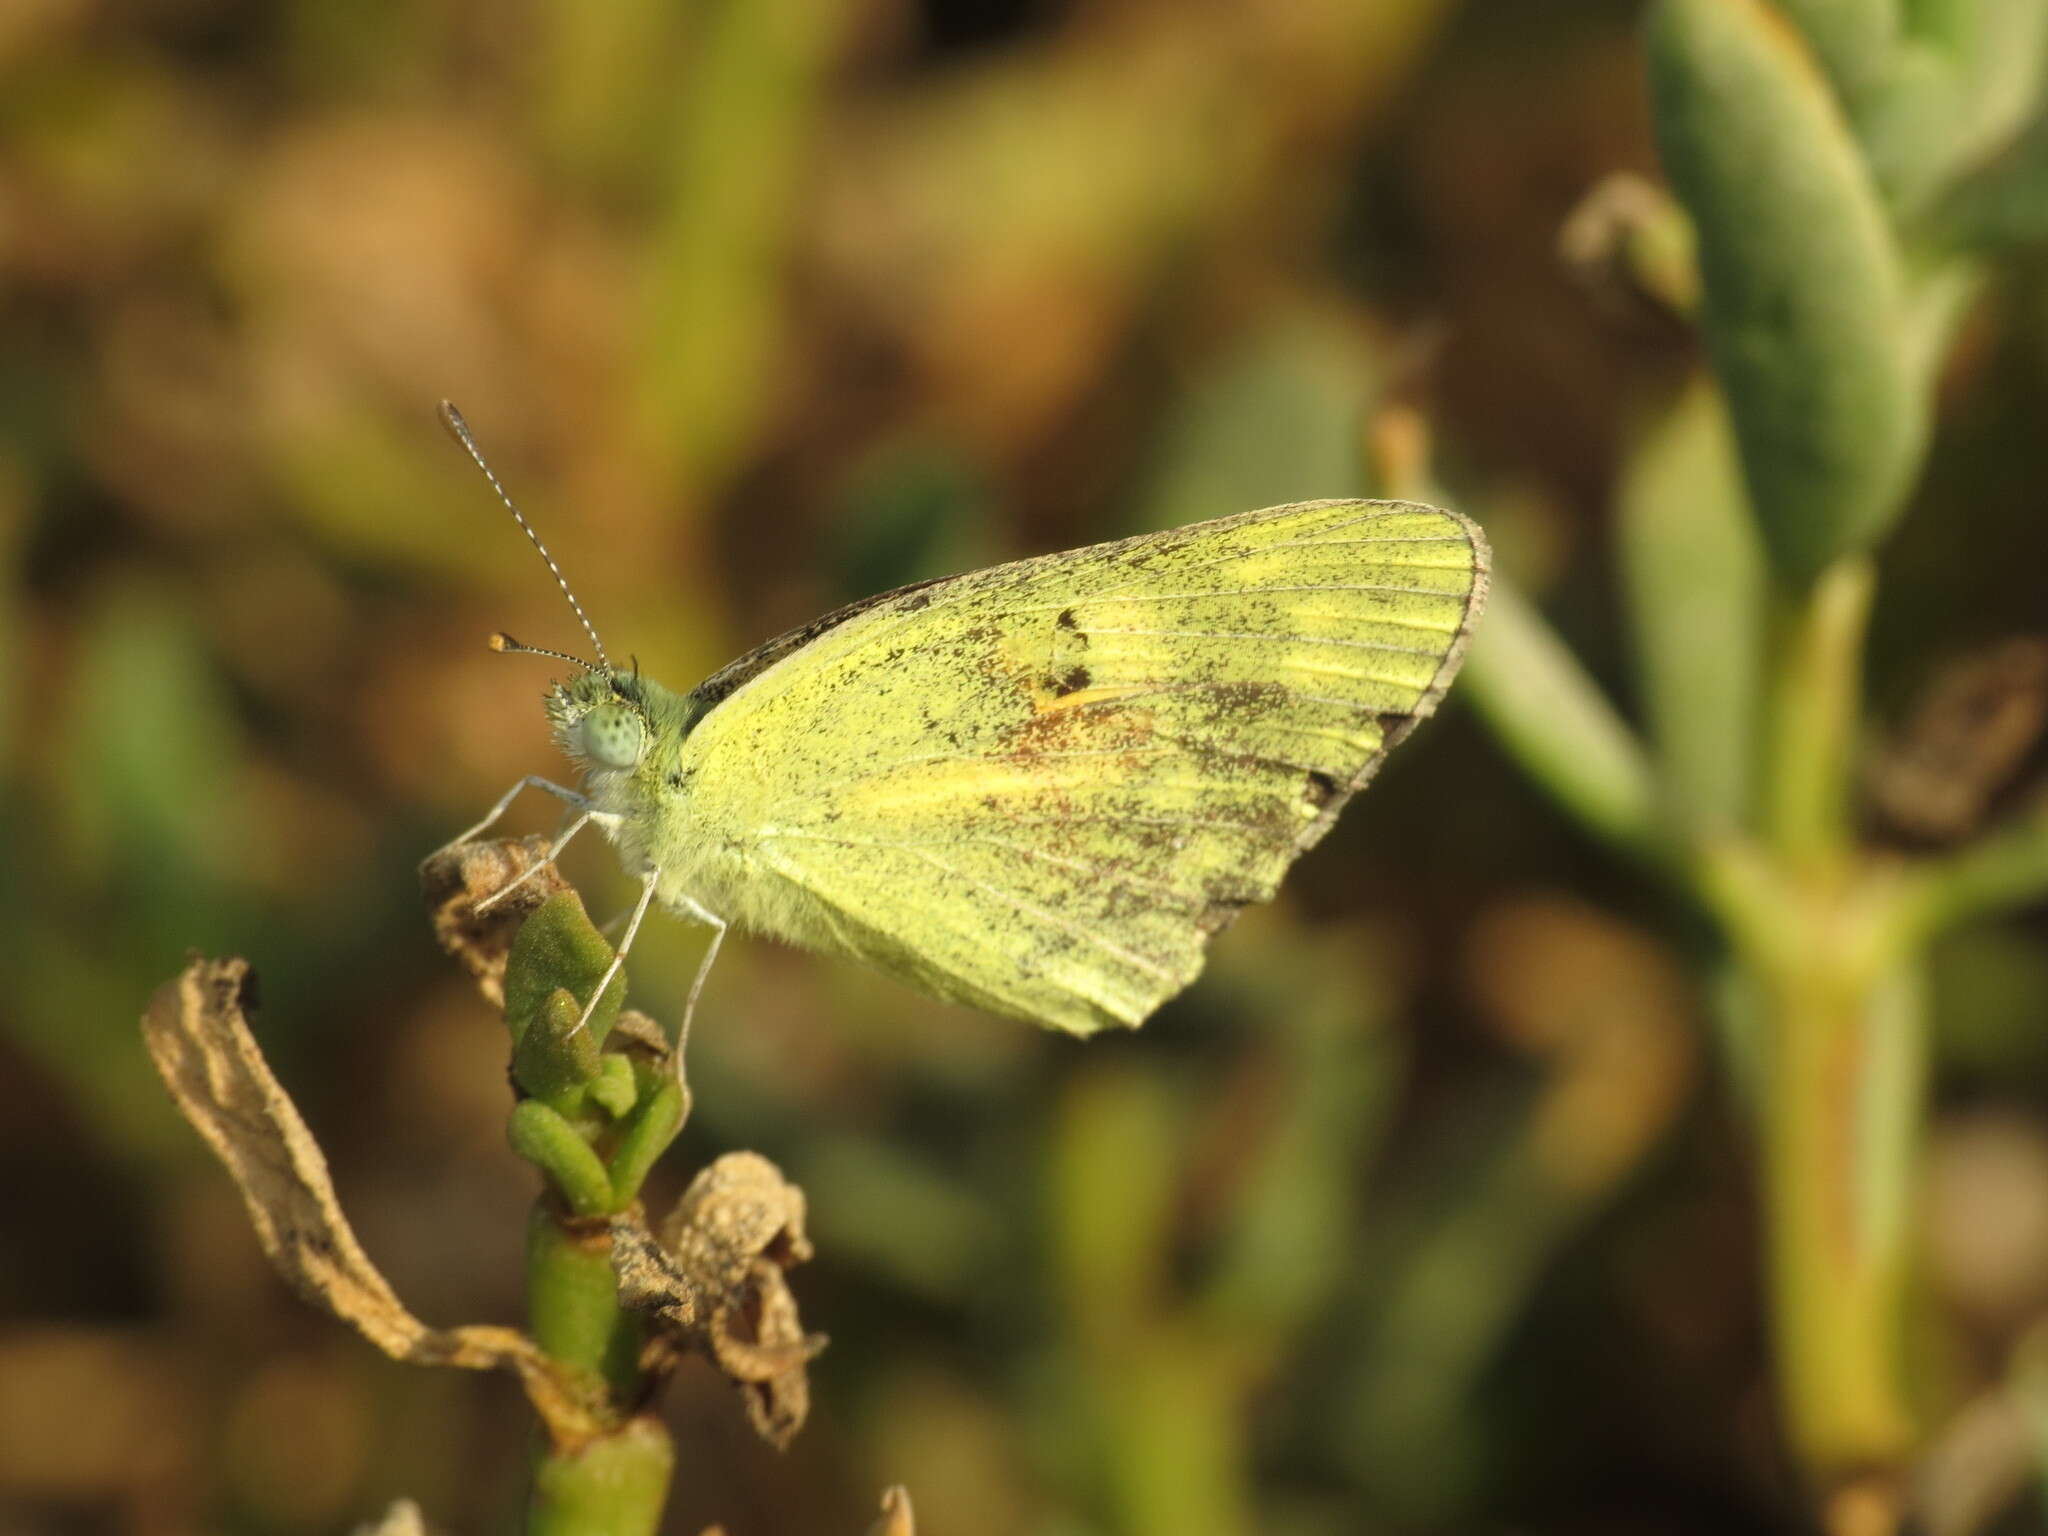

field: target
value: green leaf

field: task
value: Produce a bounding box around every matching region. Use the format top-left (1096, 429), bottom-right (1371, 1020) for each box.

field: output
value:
top-left (1618, 377), bottom-right (1766, 834)
top-left (604, 1077), bottom-right (685, 1208)
top-left (1910, 796), bottom-right (2048, 935)
top-left (1769, 0), bottom-right (1897, 106)
top-left (1648, 0), bottom-right (1923, 585)
top-left (1937, 107), bottom-right (2048, 249)
top-left (587, 1055), bottom-right (640, 1120)
top-left (1873, 0), bottom-right (2048, 212)
top-left (503, 893), bottom-right (625, 1101)
top-left (513, 989), bottom-right (606, 1106)
top-left (1459, 576), bottom-right (1665, 869)
top-left (509, 1099), bottom-right (616, 1218)
top-left (1772, 0), bottom-right (2048, 214)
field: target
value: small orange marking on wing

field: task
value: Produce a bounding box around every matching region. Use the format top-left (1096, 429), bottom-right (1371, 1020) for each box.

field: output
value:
top-left (1036, 685), bottom-right (1146, 715)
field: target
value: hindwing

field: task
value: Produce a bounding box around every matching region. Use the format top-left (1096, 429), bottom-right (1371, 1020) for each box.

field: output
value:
top-left (674, 499), bottom-right (1489, 1034)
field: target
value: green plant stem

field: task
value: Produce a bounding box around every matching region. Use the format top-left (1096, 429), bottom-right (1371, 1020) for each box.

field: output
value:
top-left (1764, 558), bottom-right (1874, 875)
top-left (527, 1418), bottom-right (675, 1536)
top-left (1701, 842), bottom-right (1928, 1476)
top-left (498, 890), bottom-right (690, 1535)
top-left (1460, 577), bottom-right (1667, 871)
top-left (524, 1204), bottom-right (671, 1535)
top-left (1761, 939), bottom-right (1923, 1476)
top-left (527, 1204), bottom-right (647, 1400)
top-left (1908, 798), bottom-right (2048, 934)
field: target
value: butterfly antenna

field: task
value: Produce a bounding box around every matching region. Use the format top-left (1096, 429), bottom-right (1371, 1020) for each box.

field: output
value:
top-left (439, 400), bottom-right (615, 675)
top-left (488, 632), bottom-right (602, 672)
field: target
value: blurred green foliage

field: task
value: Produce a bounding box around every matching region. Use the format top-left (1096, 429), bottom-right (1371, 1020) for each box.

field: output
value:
top-left (4, 2), bottom-right (2048, 1534)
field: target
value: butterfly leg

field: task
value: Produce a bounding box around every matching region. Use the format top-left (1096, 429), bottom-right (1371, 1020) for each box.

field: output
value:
top-left (674, 902), bottom-right (728, 1067)
top-left (441, 775), bottom-right (591, 851)
top-left (441, 776), bottom-right (618, 913)
top-left (569, 867), bottom-right (659, 1038)
top-left (475, 808), bottom-right (619, 914)
top-left (588, 861), bottom-right (658, 939)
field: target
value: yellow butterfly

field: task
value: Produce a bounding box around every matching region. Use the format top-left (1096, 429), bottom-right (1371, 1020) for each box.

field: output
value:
top-left (441, 404), bottom-right (1489, 1038)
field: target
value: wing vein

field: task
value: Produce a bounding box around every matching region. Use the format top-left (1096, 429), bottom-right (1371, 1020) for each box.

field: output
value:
top-left (1011, 584), bottom-right (1469, 615)
top-left (891, 845), bottom-right (1177, 981)
top-left (762, 828), bottom-right (1200, 905)
top-left (1049, 682), bottom-right (1374, 715)
top-left (757, 844), bottom-right (1140, 1016)
top-left (1081, 625), bottom-right (1447, 658)
top-left (1264, 535), bottom-right (1472, 548)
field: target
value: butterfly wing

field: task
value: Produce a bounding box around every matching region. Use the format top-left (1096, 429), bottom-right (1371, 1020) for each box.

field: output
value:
top-left (667, 499), bottom-right (1489, 1035)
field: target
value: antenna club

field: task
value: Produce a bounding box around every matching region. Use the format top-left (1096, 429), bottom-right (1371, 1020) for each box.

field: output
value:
top-left (488, 631), bottom-right (603, 674)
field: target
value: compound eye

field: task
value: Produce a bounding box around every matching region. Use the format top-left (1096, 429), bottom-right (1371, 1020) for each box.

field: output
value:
top-left (580, 705), bottom-right (645, 768)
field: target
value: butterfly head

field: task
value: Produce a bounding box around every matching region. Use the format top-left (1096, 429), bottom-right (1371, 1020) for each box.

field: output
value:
top-left (541, 664), bottom-right (705, 784)
top-left (545, 669), bottom-right (648, 771)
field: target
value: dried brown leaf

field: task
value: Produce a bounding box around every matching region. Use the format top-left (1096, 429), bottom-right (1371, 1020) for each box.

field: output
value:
top-left (868, 1485), bottom-right (916, 1536)
top-left (609, 1008), bottom-right (675, 1065)
top-left (350, 1499), bottom-right (431, 1536)
top-left (142, 957), bottom-right (597, 1440)
top-left (610, 1153), bottom-right (823, 1449)
top-left (1870, 638), bottom-right (2048, 844)
top-left (1558, 171), bottom-right (1700, 328)
top-left (419, 836), bottom-right (572, 1007)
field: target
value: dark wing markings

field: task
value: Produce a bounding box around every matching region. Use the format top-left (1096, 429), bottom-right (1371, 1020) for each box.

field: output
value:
top-left (1078, 625), bottom-right (1450, 658)
top-left (778, 726), bottom-right (1337, 814)
top-left (1006, 586), bottom-right (1471, 625)
top-left (763, 828), bottom-right (1200, 907)
top-left (696, 505), bottom-right (1479, 719)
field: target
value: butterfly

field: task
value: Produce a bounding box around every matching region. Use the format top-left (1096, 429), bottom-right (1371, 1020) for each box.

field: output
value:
top-left (438, 402), bottom-right (1489, 1041)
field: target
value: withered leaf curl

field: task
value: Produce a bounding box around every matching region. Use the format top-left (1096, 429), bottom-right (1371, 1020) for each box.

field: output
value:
top-left (868, 1485), bottom-right (916, 1536)
top-left (610, 1152), bottom-right (824, 1448)
top-left (350, 1499), bottom-right (431, 1536)
top-left (419, 835), bottom-right (572, 1007)
top-left (142, 957), bottom-right (596, 1439)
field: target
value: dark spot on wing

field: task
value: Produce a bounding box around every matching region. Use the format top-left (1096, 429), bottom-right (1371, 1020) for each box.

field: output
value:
top-left (1376, 709), bottom-right (1416, 747)
top-left (1056, 607), bottom-right (1078, 630)
top-left (1303, 769), bottom-right (1339, 808)
top-left (1052, 665), bottom-right (1091, 696)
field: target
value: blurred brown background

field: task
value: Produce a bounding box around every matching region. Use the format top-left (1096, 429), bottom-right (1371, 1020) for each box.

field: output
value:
top-left (4, 0), bottom-right (2048, 1532)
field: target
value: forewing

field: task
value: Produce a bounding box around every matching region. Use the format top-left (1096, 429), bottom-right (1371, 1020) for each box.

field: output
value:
top-left (680, 499), bottom-right (1488, 1034)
